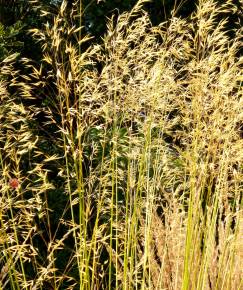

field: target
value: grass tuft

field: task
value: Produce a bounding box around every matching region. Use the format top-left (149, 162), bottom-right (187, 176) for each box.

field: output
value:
top-left (0, 0), bottom-right (242, 289)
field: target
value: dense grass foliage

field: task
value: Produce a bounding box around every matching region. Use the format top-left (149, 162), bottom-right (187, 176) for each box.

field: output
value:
top-left (0, 0), bottom-right (242, 289)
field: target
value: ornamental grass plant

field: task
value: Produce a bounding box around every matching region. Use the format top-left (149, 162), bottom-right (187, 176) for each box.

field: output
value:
top-left (0, 0), bottom-right (242, 289)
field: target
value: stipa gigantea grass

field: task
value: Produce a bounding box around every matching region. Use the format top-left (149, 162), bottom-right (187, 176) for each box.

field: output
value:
top-left (1, 0), bottom-right (242, 289)
top-left (172, 1), bottom-right (243, 288)
top-left (0, 56), bottom-right (57, 289)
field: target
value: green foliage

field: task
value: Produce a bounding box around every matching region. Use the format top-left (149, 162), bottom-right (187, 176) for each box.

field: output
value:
top-left (0, 21), bottom-right (24, 60)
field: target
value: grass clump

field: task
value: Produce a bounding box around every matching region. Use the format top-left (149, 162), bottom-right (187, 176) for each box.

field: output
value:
top-left (0, 0), bottom-right (242, 289)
